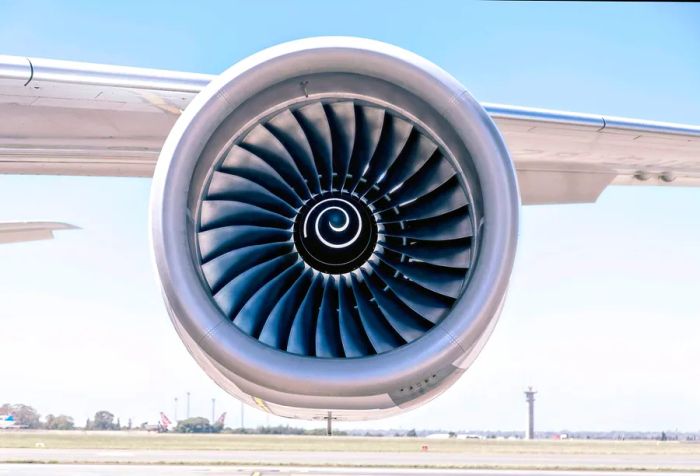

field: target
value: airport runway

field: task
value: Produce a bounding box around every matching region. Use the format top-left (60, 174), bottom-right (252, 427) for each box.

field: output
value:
top-left (1, 448), bottom-right (700, 470)
top-left (0, 466), bottom-right (692, 476)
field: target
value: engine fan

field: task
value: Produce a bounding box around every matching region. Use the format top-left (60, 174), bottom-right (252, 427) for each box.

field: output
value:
top-left (151, 37), bottom-right (519, 420)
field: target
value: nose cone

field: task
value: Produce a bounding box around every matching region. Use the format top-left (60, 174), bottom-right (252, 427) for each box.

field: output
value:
top-left (328, 210), bottom-right (346, 229)
top-left (294, 193), bottom-right (378, 274)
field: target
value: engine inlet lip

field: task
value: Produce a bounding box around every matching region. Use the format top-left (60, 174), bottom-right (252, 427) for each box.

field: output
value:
top-left (151, 37), bottom-right (519, 402)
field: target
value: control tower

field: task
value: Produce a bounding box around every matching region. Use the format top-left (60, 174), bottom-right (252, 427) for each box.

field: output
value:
top-left (524, 387), bottom-right (536, 440)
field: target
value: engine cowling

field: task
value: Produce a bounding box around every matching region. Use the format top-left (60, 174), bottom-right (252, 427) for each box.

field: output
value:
top-left (151, 37), bottom-right (519, 420)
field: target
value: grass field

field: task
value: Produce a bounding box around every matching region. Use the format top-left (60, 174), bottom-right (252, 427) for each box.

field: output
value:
top-left (1, 430), bottom-right (699, 455)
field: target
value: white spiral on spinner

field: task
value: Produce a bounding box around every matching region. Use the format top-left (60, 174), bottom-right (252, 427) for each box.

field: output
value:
top-left (303, 198), bottom-right (363, 249)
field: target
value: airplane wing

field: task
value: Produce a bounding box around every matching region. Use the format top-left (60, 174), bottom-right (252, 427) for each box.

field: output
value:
top-left (1, 54), bottom-right (699, 204)
top-left (0, 221), bottom-right (77, 244)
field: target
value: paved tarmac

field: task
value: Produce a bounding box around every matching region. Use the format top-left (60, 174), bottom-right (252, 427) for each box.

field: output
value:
top-left (1, 448), bottom-right (699, 470)
top-left (0, 466), bottom-right (693, 476)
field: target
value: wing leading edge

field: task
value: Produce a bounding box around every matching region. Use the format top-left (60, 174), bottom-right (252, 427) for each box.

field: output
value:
top-left (1, 55), bottom-right (698, 204)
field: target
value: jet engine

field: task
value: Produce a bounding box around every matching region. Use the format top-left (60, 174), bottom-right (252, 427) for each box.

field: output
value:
top-left (150, 37), bottom-right (519, 420)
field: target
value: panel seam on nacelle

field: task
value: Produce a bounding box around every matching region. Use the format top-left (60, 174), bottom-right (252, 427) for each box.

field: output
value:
top-left (23, 57), bottom-right (34, 87)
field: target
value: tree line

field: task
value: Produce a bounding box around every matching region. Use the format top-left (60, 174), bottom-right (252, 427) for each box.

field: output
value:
top-left (1, 404), bottom-right (161, 431)
top-left (0, 403), bottom-right (348, 434)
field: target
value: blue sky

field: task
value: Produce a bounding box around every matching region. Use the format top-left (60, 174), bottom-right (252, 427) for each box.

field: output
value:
top-left (1, 1), bottom-right (699, 432)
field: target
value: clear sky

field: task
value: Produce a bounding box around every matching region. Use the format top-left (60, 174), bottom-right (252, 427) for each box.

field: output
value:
top-left (1, 1), bottom-right (699, 433)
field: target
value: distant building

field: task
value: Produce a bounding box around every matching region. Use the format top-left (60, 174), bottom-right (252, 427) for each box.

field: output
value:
top-left (426, 433), bottom-right (452, 439)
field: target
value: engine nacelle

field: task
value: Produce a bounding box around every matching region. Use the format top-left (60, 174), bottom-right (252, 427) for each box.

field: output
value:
top-left (151, 37), bottom-right (518, 420)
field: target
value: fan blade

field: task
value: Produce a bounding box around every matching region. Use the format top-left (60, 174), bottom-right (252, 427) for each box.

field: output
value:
top-left (370, 262), bottom-right (453, 324)
top-left (378, 178), bottom-right (469, 223)
top-left (379, 238), bottom-right (471, 269)
top-left (365, 132), bottom-right (438, 202)
top-left (361, 269), bottom-right (430, 343)
top-left (241, 124), bottom-right (311, 199)
top-left (287, 273), bottom-right (325, 356)
top-left (199, 200), bottom-right (293, 231)
top-left (345, 106), bottom-right (385, 191)
top-left (258, 269), bottom-right (314, 349)
top-left (315, 276), bottom-right (343, 357)
top-left (378, 255), bottom-right (465, 299)
top-left (294, 103), bottom-right (333, 191)
top-left (382, 208), bottom-right (473, 241)
top-left (202, 242), bottom-right (293, 293)
top-left (220, 145), bottom-right (303, 208)
top-left (356, 115), bottom-right (412, 196)
top-left (206, 172), bottom-right (296, 217)
top-left (233, 262), bottom-right (305, 337)
top-left (349, 274), bottom-right (403, 354)
top-left (198, 226), bottom-right (292, 262)
top-left (266, 109), bottom-right (322, 194)
top-left (337, 276), bottom-right (373, 357)
top-left (213, 254), bottom-right (297, 319)
top-left (325, 102), bottom-right (356, 191)
top-left (374, 154), bottom-right (455, 210)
